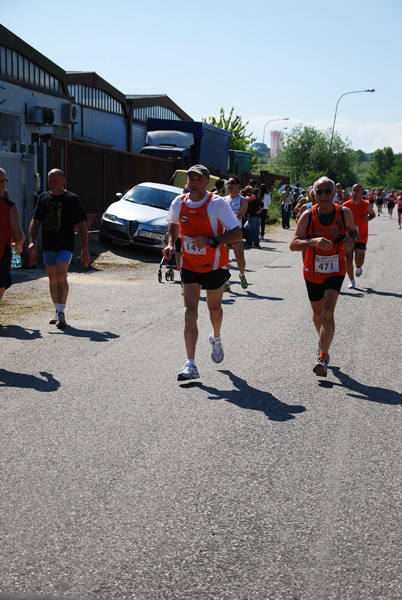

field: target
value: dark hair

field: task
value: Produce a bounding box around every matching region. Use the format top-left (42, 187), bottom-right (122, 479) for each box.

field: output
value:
top-left (215, 178), bottom-right (225, 190)
top-left (253, 187), bottom-right (260, 196)
top-left (260, 183), bottom-right (268, 195)
top-left (229, 176), bottom-right (241, 185)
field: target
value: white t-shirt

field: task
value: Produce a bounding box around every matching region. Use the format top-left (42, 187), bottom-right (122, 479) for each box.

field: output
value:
top-left (262, 193), bottom-right (271, 209)
top-left (167, 192), bottom-right (240, 233)
top-left (223, 194), bottom-right (244, 223)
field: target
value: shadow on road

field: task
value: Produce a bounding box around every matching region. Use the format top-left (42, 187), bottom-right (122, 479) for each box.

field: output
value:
top-left (0, 325), bottom-right (42, 340)
top-left (319, 366), bottom-right (402, 406)
top-left (181, 369), bottom-right (306, 422)
top-left (365, 287), bottom-right (402, 300)
top-left (0, 369), bottom-right (60, 392)
top-left (48, 327), bottom-right (120, 342)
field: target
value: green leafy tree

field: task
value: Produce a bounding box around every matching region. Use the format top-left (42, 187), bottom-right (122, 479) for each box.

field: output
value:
top-left (204, 107), bottom-right (256, 151)
top-left (366, 147), bottom-right (396, 187)
top-left (383, 154), bottom-right (402, 190)
top-left (354, 149), bottom-right (367, 167)
top-left (271, 125), bottom-right (356, 186)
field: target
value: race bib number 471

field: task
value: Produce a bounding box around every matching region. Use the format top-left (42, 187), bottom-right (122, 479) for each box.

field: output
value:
top-left (315, 254), bottom-right (339, 273)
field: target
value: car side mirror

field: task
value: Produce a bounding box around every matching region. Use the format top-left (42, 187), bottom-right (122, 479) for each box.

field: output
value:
top-left (116, 193), bottom-right (123, 200)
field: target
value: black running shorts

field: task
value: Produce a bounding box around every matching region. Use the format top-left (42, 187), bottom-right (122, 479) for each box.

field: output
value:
top-left (305, 275), bottom-right (345, 302)
top-left (181, 268), bottom-right (230, 290)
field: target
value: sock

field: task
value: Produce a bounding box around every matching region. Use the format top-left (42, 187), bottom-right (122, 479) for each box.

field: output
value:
top-left (356, 265), bottom-right (361, 269)
top-left (186, 359), bottom-right (195, 365)
top-left (319, 352), bottom-right (328, 362)
top-left (54, 302), bottom-right (58, 312)
top-left (239, 272), bottom-right (245, 277)
top-left (57, 303), bottom-right (66, 314)
top-left (212, 336), bottom-right (221, 343)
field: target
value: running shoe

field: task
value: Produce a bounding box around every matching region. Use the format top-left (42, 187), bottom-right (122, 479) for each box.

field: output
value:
top-left (56, 312), bottom-right (68, 329)
top-left (49, 309), bottom-right (58, 324)
top-left (239, 274), bottom-right (248, 289)
top-left (224, 283), bottom-right (231, 292)
top-left (317, 346), bottom-right (330, 364)
top-left (313, 357), bottom-right (328, 377)
top-left (177, 361), bottom-right (200, 381)
top-left (209, 334), bottom-right (224, 363)
top-left (348, 280), bottom-right (355, 289)
top-left (355, 267), bottom-right (363, 277)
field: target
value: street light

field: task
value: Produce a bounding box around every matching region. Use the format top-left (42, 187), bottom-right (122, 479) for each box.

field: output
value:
top-left (326, 88), bottom-right (375, 174)
top-left (262, 117), bottom-right (289, 145)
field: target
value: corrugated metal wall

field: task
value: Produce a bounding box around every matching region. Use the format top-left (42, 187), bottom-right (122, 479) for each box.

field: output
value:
top-left (131, 122), bottom-right (146, 154)
top-left (0, 149), bottom-right (36, 234)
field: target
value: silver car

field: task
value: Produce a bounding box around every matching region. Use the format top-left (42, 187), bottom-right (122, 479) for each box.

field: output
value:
top-left (99, 182), bottom-right (182, 249)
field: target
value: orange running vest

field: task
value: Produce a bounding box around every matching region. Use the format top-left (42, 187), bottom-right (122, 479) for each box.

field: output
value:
top-left (179, 193), bottom-right (228, 273)
top-left (343, 199), bottom-right (369, 244)
top-left (303, 204), bottom-right (347, 283)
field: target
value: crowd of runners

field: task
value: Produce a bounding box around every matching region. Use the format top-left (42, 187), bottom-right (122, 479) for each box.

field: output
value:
top-left (0, 164), bottom-right (392, 382)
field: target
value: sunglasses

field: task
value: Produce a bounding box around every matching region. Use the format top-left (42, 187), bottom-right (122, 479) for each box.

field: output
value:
top-left (0, 178), bottom-right (8, 183)
top-left (227, 181), bottom-right (238, 185)
top-left (315, 188), bottom-right (332, 196)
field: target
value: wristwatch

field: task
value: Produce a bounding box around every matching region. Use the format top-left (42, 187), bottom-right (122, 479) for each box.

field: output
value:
top-left (208, 236), bottom-right (220, 249)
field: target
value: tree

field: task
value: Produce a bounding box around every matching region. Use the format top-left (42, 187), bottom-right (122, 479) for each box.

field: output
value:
top-left (203, 107), bottom-right (256, 151)
top-left (354, 149), bottom-right (367, 167)
top-left (366, 147), bottom-right (396, 187)
top-left (271, 125), bottom-right (356, 186)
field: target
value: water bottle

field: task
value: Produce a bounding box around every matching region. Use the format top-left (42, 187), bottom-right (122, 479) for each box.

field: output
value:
top-left (11, 246), bottom-right (22, 269)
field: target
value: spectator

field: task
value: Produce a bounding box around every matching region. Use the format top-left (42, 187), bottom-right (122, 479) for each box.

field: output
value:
top-left (280, 184), bottom-right (292, 229)
top-left (246, 188), bottom-right (263, 248)
top-left (259, 183), bottom-right (271, 238)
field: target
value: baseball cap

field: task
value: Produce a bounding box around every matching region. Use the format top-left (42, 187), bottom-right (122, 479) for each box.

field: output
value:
top-left (187, 164), bottom-right (210, 178)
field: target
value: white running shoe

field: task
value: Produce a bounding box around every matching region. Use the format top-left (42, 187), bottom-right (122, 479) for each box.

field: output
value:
top-left (56, 312), bottom-right (68, 329)
top-left (49, 309), bottom-right (58, 325)
top-left (209, 334), bottom-right (224, 363)
top-left (355, 267), bottom-right (363, 277)
top-left (177, 361), bottom-right (200, 381)
top-left (348, 280), bottom-right (355, 289)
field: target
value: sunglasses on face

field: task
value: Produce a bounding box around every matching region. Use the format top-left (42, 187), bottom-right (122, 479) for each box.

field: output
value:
top-left (0, 178), bottom-right (8, 183)
top-left (315, 188), bottom-right (332, 196)
top-left (227, 181), bottom-right (238, 185)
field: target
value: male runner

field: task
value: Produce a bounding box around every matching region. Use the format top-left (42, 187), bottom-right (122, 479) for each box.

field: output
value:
top-left (343, 183), bottom-right (375, 288)
top-left (290, 177), bottom-right (357, 377)
top-left (223, 176), bottom-right (248, 291)
top-left (163, 165), bottom-right (242, 381)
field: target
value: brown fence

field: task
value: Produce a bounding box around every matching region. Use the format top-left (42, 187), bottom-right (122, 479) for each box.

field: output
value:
top-left (50, 139), bottom-right (178, 229)
top-left (238, 170), bottom-right (289, 190)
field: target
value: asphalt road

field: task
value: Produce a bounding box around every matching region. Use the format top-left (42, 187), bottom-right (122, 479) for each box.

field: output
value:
top-left (1, 216), bottom-right (401, 600)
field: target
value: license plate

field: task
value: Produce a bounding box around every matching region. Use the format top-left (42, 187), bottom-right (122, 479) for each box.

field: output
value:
top-left (139, 229), bottom-right (163, 240)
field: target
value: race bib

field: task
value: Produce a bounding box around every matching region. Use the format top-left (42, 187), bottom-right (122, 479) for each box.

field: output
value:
top-left (315, 254), bottom-right (339, 273)
top-left (183, 236), bottom-right (206, 255)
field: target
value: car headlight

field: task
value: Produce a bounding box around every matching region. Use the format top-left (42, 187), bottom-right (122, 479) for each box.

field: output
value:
top-left (152, 225), bottom-right (168, 233)
top-left (103, 213), bottom-right (126, 225)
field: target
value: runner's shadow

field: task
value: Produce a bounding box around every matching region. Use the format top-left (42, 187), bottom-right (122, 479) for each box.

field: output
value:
top-left (365, 287), bottom-right (402, 299)
top-left (0, 369), bottom-right (60, 392)
top-left (181, 369), bottom-right (306, 422)
top-left (0, 325), bottom-right (42, 340)
top-left (319, 366), bottom-right (402, 405)
top-left (49, 327), bottom-right (119, 342)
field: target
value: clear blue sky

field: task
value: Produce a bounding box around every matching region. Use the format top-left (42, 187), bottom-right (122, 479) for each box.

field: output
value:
top-left (2, 0), bottom-right (401, 153)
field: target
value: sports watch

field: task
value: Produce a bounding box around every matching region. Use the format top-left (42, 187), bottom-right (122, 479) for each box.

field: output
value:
top-left (207, 236), bottom-right (220, 249)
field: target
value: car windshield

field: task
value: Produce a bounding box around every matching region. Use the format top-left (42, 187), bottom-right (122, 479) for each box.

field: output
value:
top-left (123, 185), bottom-right (178, 210)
